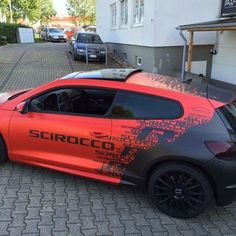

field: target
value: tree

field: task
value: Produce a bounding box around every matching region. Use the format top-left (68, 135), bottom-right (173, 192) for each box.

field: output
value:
top-left (0, 0), bottom-right (56, 24)
top-left (67, 0), bottom-right (96, 25)
top-left (40, 0), bottom-right (57, 24)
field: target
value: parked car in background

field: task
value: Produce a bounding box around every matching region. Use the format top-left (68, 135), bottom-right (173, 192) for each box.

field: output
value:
top-left (41, 27), bottom-right (67, 42)
top-left (69, 32), bottom-right (107, 62)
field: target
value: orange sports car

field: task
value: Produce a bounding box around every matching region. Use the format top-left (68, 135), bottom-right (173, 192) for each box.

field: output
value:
top-left (0, 69), bottom-right (235, 218)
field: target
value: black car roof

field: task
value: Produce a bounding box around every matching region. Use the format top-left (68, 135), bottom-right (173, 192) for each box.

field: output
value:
top-left (61, 69), bottom-right (235, 105)
top-left (77, 32), bottom-right (98, 35)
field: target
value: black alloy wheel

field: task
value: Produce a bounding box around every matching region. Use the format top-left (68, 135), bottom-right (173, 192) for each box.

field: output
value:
top-left (149, 163), bottom-right (212, 218)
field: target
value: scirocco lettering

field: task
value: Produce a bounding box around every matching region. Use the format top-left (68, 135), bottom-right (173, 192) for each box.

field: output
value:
top-left (29, 130), bottom-right (114, 151)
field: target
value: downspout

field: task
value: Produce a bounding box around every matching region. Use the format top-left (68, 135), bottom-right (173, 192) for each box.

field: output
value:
top-left (178, 29), bottom-right (187, 81)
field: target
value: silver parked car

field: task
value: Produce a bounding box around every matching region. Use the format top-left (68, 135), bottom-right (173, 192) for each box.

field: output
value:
top-left (41, 28), bottom-right (67, 42)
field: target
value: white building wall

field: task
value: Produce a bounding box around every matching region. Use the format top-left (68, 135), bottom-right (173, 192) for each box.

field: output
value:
top-left (211, 31), bottom-right (236, 85)
top-left (96, 0), bottom-right (156, 46)
top-left (97, 0), bottom-right (236, 85)
top-left (154, 0), bottom-right (220, 46)
top-left (96, 0), bottom-right (221, 47)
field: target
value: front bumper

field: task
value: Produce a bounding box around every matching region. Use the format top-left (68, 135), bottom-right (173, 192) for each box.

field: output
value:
top-left (205, 158), bottom-right (236, 205)
top-left (51, 37), bottom-right (67, 42)
top-left (77, 52), bottom-right (106, 61)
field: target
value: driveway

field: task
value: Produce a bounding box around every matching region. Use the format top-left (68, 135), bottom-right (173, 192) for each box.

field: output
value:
top-left (0, 43), bottom-right (236, 236)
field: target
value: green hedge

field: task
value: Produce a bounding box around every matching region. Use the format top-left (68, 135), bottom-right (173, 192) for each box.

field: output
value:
top-left (0, 23), bottom-right (29, 44)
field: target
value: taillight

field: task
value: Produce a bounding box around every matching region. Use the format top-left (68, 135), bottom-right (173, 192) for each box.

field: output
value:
top-left (206, 141), bottom-right (236, 161)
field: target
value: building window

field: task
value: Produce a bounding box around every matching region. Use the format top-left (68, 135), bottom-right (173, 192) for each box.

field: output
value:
top-left (120, 0), bottom-right (128, 27)
top-left (133, 0), bottom-right (144, 25)
top-left (111, 3), bottom-right (117, 29)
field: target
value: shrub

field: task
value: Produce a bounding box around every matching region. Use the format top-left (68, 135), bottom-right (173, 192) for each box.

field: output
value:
top-left (0, 23), bottom-right (29, 44)
top-left (0, 36), bottom-right (7, 46)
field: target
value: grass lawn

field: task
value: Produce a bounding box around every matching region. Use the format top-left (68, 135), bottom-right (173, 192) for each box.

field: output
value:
top-left (34, 34), bottom-right (46, 43)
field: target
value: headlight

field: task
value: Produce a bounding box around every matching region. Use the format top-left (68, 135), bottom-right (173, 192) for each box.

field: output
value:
top-left (100, 51), bottom-right (106, 54)
top-left (77, 49), bottom-right (85, 53)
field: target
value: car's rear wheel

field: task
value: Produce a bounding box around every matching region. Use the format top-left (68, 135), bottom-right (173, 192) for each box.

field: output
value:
top-left (0, 136), bottom-right (8, 163)
top-left (148, 162), bottom-right (212, 218)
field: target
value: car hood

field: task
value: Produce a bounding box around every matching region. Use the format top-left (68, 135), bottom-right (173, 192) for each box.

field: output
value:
top-left (0, 89), bottom-right (30, 107)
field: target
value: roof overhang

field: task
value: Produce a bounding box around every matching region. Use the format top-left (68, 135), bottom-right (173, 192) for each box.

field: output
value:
top-left (177, 18), bottom-right (236, 79)
top-left (177, 18), bottom-right (236, 32)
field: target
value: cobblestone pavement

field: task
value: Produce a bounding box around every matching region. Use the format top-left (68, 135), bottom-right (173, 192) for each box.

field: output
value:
top-left (0, 43), bottom-right (236, 236)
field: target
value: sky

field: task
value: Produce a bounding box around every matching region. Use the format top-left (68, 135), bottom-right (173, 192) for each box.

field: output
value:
top-left (53, 0), bottom-right (68, 16)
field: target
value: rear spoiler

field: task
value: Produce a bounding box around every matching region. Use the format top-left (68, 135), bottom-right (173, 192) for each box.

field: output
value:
top-left (207, 85), bottom-right (235, 109)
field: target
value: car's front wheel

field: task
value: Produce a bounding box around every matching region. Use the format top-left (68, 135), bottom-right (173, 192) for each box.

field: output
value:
top-left (148, 162), bottom-right (213, 218)
top-left (72, 49), bottom-right (79, 61)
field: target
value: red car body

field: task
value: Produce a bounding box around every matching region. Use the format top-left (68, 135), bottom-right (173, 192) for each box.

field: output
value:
top-left (0, 69), bottom-right (235, 218)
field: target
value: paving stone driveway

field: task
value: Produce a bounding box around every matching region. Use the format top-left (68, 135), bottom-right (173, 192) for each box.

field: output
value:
top-left (0, 43), bottom-right (236, 236)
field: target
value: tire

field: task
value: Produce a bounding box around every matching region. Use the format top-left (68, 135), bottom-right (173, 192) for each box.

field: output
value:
top-left (0, 136), bottom-right (8, 163)
top-left (73, 50), bottom-right (78, 61)
top-left (148, 162), bottom-right (213, 219)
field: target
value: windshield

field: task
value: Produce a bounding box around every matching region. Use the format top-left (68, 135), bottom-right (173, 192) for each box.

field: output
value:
top-left (77, 34), bottom-right (102, 44)
top-left (49, 28), bottom-right (62, 33)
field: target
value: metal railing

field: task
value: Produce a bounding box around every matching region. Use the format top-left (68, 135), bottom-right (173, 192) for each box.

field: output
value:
top-left (85, 44), bottom-right (108, 67)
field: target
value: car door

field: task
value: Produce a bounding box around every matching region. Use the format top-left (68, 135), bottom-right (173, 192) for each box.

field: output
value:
top-left (9, 87), bottom-right (115, 180)
top-left (107, 90), bottom-right (184, 180)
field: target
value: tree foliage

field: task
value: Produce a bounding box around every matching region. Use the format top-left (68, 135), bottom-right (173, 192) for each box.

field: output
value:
top-left (0, 0), bottom-right (56, 24)
top-left (40, 0), bottom-right (57, 24)
top-left (67, 0), bottom-right (96, 24)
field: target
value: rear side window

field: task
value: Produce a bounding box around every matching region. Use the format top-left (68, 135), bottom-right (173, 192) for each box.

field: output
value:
top-left (110, 91), bottom-right (183, 119)
top-left (220, 100), bottom-right (236, 133)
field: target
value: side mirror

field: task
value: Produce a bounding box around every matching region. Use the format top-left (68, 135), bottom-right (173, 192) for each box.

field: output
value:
top-left (15, 101), bottom-right (29, 114)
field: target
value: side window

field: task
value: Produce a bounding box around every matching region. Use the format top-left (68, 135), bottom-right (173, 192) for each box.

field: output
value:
top-left (29, 87), bottom-right (116, 116)
top-left (111, 91), bottom-right (183, 119)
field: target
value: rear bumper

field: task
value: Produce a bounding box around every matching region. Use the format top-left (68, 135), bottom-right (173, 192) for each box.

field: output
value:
top-left (205, 158), bottom-right (236, 205)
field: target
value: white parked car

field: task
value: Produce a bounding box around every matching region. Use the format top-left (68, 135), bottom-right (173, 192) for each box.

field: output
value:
top-left (41, 28), bottom-right (67, 42)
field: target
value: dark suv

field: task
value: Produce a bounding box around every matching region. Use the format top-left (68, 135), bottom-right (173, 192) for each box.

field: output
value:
top-left (69, 32), bottom-right (106, 62)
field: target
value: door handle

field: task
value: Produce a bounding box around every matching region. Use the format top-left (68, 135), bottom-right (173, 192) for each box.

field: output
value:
top-left (89, 132), bottom-right (108, 139)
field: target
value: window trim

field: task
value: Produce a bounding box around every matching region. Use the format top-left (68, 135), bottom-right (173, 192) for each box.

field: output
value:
top-left (27, 85), bottom-right (184, 120)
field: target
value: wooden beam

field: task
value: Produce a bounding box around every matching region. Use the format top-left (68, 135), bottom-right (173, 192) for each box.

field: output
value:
top-left (187, 26), bottom-right (236, 32)
top-left (187, 31), bottom-right (194, 73)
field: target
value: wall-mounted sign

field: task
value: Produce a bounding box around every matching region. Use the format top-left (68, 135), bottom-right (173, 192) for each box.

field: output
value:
top-left (221, 0), bottom-right (236, 17)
